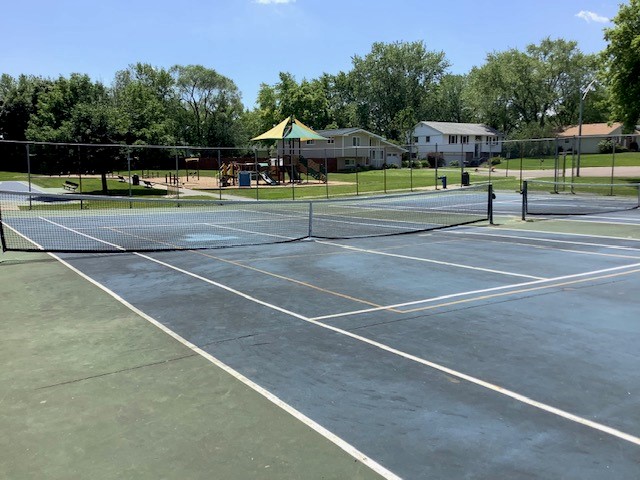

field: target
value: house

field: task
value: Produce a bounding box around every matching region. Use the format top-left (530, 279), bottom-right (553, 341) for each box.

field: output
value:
top-left (412, 122), bottom-right (503, 166)
top-left (556, 122), bottom-right (638, 153)
top-left (294, 127), bottom-right (407, 171)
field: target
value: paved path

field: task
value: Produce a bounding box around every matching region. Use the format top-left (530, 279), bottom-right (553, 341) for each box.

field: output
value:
top-left (512, 166), bottom-right (640, 179)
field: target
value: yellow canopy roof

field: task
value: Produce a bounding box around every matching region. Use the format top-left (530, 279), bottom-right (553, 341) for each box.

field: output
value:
top-left (251, 116), bottom-right (328, 141)
top-left (251, 116), bottom-right (291, 141)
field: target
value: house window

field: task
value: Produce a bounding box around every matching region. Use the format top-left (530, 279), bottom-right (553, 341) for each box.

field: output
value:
top-left (306, 140), bottom-right (315, 145)
top-left (344, 158), bottom-right (356, 167)
top-left (352, 136), bottom-right (361, 147)
top-left (327, 138), bottom-right (334, 144)
top-left (448, 135), bottom-right (458, 144)
top-left (461, 135), bottom-right (469, 144)
top-left (475, 135), bottom-right (482, 141)
top-left (425, 136), bottom-right (430, 143)
top-left (371, 150), bottom-right (376, 159)
top-left (413, 136), bottom-right (419, 143)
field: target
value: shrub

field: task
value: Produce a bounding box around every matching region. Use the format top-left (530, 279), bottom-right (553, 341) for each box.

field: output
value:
top-left (411, 161), bottom-right (422, 169)
top-left (421, 161), bottom-right (430, 168)
top-left (598, 139), bottom-right (613, 154)
top-left (490, 157), bottom-right (504, 165)
top-left (449, 161), bottom-right (459, 167)
top-left (401, 160), bottom-right (409, 168)
top-left (599, 139), bottom-right (629, 153)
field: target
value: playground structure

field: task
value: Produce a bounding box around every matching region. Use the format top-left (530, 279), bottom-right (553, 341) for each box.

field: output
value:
top-left (217, 155), bottom-right (327, 188)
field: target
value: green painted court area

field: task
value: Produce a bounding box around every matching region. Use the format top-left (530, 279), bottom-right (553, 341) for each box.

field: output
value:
top-left (0, 251), bottom-right (380, 480)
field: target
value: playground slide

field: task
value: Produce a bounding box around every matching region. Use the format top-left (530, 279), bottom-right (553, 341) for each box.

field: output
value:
top-left (259, 171), bottom-right (277, 185)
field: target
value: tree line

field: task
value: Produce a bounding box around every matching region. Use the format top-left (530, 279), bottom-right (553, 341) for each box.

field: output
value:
top-left (0, 1), bottom-right (638, 149)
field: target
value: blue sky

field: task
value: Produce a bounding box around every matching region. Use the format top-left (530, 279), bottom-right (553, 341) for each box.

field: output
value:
top-left (1, 0), bottom-right (621, 108)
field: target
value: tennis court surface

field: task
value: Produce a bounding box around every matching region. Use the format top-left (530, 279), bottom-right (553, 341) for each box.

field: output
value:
top-left (1, 188), bottom-right (639, 479)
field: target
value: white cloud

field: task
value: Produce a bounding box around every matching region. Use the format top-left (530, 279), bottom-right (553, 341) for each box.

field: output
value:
top-left (575, 10), bottom-right (610, 23)
top-left (255, 0), bottom-right (296, 4)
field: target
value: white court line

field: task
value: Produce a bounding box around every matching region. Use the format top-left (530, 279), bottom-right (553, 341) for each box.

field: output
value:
top-left (1, 222), bottom-right (45, 250)
top-left (316, 240), bottom-right (545, 280)
top-left (489, 226), bottom-right (640, 243)
top-left (40, 217), bottom-right (125, 250)
top-left (28, 218), bottom-right (640, 449)
top-left (311, 261), bottom-right (640, 321)
top-left (446, 230), bottom-right (640, 252)
top-left (554, 218), bottom-right (640, 226)
top-left (576, 214), bottom-right (640, 222)
top-left (129, 252), bottom-right (640, 448)
top-left (33, 218), bottom-right (401, 480)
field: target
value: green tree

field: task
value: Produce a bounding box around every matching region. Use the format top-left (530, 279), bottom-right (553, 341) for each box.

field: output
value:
top-left (171, 65), bottom-right (244, 147)
top-left (603, 0), bottom-right (640, 130)
top-left (113, 63), bottom-right (178, 146)
top-left (254, 72), bottom-right (333, 133)
top-left (465, 38), bottom-right (599, 135)
top-left (26, 74), bottom-right (122, 193)
top-left (430, 74), bottom-right (471, 123)
top-left (0, 74), bottom-right (52, 140)
top-left (349, 41), bottom-right (449, 141)
top-left (27, 73), bottom-right (116, 142)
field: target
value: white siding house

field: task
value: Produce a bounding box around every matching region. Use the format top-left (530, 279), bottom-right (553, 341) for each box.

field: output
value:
top-left (296, 128), bottom-right (407, 171)
top-left (412, 122), bottom-right (503, 166)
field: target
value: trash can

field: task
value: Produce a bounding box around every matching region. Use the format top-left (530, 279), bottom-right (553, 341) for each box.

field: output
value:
top-left (238, 171), bottom-right (251, 187)
top-left (438, 176), bottom-right (447, 189)
top-left (132, 174), bottom-right (139, 186)
top-left (461, 171), bottom-right (470, 186)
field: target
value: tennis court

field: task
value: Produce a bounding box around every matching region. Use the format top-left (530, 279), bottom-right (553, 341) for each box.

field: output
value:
top-left (1, 186), bottom-right (639, 479)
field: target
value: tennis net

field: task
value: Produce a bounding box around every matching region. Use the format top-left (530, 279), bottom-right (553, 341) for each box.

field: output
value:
top-left (1, 185), bottom-right (492, 253)
top-left (523, 180), bottom-right (640, 217)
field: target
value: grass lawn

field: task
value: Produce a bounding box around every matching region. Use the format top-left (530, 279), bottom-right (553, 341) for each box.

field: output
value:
top-left (492, 152), bottom-right (640, 170)
top-left (1, 168), bottom-right (635, 202)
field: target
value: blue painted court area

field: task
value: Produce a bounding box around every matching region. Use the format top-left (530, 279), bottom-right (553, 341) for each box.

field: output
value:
top-left (49, 213), bottom-right (640, 479)
top-left (0, 181), bottom-right (45, 193)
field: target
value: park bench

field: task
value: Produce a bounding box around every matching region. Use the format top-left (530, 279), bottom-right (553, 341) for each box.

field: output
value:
top-left (118, 175), bottom-right (126, 182)
top-left (63, 180), bottom-right (78, 192)
top-left (143, 180), bottom-right (154, 188)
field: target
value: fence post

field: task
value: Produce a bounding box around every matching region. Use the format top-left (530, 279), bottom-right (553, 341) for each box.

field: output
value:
top-left (434, 143), bottom-right (439, 190)
top-left (460, 142), bottom-right (464, 187)
top-left (26, 144), bottom-right (32, 210)
top-left (409, 141), bottom-right (413, 192)
top-left (521, 180), bottom-right (528, 221)
top-left (488, 183), bottom-right (495, 225)
top-left (610, 142), bottom-right (616, 196)
top-left (519, 142), bottom-right (524, 192)
top-left (488, 141), bottom-right (492, 184)
top-left (175, 152), bottom-right (180, 201)
top-left (383, 147), bottom-right (387, 194)
top-left (254, 147), bottom-right (259, 201)
top-left (218, 149), bottom-right (222, 201)
top-left (324, 149), bottom-right (329, 199)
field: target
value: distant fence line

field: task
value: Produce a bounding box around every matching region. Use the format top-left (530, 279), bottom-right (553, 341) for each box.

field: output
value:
top-left (0, 135), bottom-right (638, 192)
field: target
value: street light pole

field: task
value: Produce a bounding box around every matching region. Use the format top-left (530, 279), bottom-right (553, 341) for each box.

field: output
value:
top-left (577, 79), bottom-right (597, 177)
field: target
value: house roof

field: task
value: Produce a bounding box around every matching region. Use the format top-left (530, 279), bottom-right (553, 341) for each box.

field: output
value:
top-left (557, 122), bottom-right (623, 137)
top-left (415, 121), bottom-right (502, 136)
top-left (316, 127), bottom-right (362, 136)
top-left (315, 127), bottom-right (407, 152)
